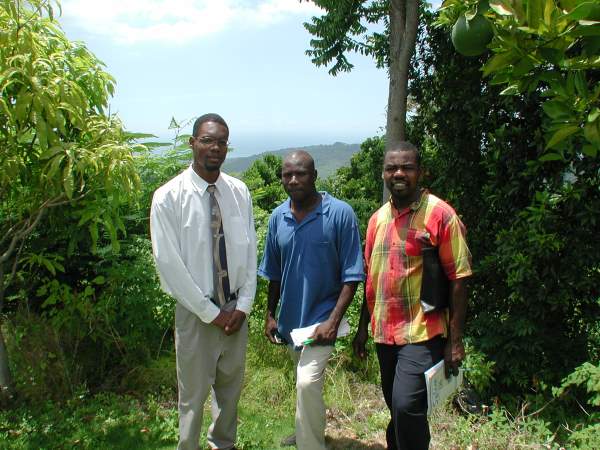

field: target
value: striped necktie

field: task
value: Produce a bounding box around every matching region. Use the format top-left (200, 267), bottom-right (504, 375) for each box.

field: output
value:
top-left (207, 184), bottom-right (230, 306)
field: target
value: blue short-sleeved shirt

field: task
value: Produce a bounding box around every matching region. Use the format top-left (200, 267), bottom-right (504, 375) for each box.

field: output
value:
top-left (258, 192), bottom-right (365, 342)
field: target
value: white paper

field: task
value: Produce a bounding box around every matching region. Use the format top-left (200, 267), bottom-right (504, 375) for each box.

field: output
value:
top-left (424, 359), bottom-right (463, 415)
top-left (289, 317), bottom-right (351, 347)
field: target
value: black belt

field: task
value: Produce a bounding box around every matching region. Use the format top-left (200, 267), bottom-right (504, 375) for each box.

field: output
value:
top-left (209, 291), bottom-right (238, 306)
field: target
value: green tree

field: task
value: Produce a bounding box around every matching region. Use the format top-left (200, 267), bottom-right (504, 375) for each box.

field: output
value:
top-left (303, 0), bottom-right (420, 148)
top-left (409, 6), bottom-right (599, 400)
top-left (0, 1), bottom-right (139, 400)
top-left (243, 154), bottom-right (286, 213)
top-left (439, 0), bottom-right (600, 157)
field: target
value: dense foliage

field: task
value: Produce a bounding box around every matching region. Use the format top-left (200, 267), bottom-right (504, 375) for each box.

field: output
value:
top-left (430, 0), bottom-right (600, 396)
top-left (440, 0), bottom-right (600, 156)
top-left (409, 3), bottom-right (599, 436)
top-left (0, 0), bottom-right (142, 399)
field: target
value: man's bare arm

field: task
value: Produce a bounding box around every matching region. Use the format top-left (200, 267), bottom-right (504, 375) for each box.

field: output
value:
top-left (444, 277), bottom-right (468, 377)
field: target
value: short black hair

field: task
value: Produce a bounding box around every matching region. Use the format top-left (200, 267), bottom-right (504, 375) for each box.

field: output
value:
top-left (192, 113), bottom-right (229, 137)
top-left (385, 141), bottom-right (421, 166)
top-left (283, 150), bottom-right (316, 173)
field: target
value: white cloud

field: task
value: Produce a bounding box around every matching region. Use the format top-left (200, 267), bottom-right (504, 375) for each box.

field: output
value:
top-left (60, 0), bottom-right (322, 44)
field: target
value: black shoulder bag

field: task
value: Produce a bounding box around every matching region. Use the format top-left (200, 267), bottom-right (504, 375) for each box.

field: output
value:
top-left (420, 245), bottom-right (449, 313)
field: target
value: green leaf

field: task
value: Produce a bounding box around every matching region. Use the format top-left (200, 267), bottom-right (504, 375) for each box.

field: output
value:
top-left (39, 145), bottom-right (63, 160)
top-left (542, 100), bottom-right (572, 120)
top-left (490, 1), bottom-right (514, 16)
top-left (77, 209), bottom-right (98, 226)
top-left (527, 0), bottom-right (543, 29)
top-left (573, 71), bottom-right (588, 97)
top-left (0, 97), bottom-right (11, 124)
top-left (546, 125), bottom-right (580, 148)
top-left (92, 276), bottom-right (105, 285)
top-left (41, 257), bottom-right (56, 276)
top-left (568, 24), bottom-right (600, 37)
top-left (584, 121), bottom-right (600, 145)
top-left (513, 57), bottom-right (535, 77)
top-left (36, 116), bottom-right (49, 150)
top-left (47, 153), bottom-right (65, 178)
top-left (41, 295), bottom-right (59, 308)
top-left (140, 142), bottom-right (171, 150)
top-left (63, 165), bottom-right (74, 199)
top-left (582, 144), bottom-right (598, 157)
top-left (500, 84), bottom-right (520, 95)
top-left (89, 222), bottom-right (99, 253)
top-left (564, 2), bottom-right (600, 21)
top-left (483, 51), bottom-right (519, 77)
top-left (53, 260), bottom-right (65, 273)
top-left (488, 72), bottom-right (511, 85)
top-left (14, 91), bottom-right (32, 123)
top-left (123, 132), bottom-right (158, 142)
top-left (538, 152), bottom-right (563, 161)
top-left (168, 116), bottom-right (179, 129)
top-left (588, 108), bottom-right (600, 122)
top-left (543, 0), bottom-right (555, 26)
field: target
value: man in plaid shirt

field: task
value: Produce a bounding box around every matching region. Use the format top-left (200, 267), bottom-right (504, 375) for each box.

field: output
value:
top-left (353, 142), bottom-right (472, 450)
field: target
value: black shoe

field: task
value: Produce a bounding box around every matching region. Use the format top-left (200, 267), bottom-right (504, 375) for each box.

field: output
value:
top-left (280, 434), bottom-right (296, 446)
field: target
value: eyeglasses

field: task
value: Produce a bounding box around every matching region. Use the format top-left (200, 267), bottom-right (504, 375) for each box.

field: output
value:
top-left (195, 136), bottom-right (229, 148)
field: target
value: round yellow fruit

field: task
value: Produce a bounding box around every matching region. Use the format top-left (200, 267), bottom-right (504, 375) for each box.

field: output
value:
top-left (451, 14), bottom-right (493, 57)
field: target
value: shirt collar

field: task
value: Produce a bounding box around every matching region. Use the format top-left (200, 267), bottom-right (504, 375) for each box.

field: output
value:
top-left (389, 188), bottom-right (428, 217)
top-left (187, 165), bottom-right (225, 196)
top-left (282, 191), bottom-right (331, 218)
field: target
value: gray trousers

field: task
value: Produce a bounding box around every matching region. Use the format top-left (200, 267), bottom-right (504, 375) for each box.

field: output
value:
top-left (288, 344), bottom-right (335, 450)
top-left (175, 303), bottom-right (248, 450)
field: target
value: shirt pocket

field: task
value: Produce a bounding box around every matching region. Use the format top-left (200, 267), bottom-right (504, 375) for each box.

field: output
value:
top-left (304, 240), bottom-right (336, 269)
top-left (224, 217), bottom-right (250, 282)
top-left (402, 229), bottom-right (430, 257)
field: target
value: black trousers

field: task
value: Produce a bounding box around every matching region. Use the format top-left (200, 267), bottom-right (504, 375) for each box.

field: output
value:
top-left (375, 336), bottom-right (444, 450)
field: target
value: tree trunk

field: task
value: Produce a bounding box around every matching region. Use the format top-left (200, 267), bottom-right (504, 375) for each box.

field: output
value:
top-left (383, 0), bottom-right (420, 203)
top-left (0, 320), bottom-right (14, 405)
top-left (0, 263), bottom-right (15, 404)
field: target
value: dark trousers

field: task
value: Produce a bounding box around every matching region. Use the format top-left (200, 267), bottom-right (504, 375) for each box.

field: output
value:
top-left (375, 336), bottom-right (444, 450)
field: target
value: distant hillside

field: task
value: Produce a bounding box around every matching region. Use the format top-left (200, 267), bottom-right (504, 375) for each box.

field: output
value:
top-left (223, 142), bottom-right (360, 178)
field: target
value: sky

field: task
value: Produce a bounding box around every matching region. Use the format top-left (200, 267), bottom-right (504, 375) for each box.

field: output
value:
top-left (57, 0), bottom-right (393, 157)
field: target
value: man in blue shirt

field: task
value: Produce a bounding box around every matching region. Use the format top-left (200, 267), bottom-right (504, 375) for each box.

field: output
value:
top-left (259, 150), bottom-right (364, 450)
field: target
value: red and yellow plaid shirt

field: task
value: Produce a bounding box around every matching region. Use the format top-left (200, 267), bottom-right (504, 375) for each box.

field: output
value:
top-left (365, 191), bottom-right (472, 345)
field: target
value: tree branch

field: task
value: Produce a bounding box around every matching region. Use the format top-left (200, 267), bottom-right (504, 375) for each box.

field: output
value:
top-left (0, 193), bottom-right (74, 265)
top-left (0, 238), bottom-right (25, 314)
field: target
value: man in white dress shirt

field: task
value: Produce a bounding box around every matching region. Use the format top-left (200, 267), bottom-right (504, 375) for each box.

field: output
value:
top-left (150, 113), bottom-right (256, 450)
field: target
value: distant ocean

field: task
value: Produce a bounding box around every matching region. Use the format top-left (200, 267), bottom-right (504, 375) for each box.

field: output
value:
top-left (139, 130), bottom-right (376, 158)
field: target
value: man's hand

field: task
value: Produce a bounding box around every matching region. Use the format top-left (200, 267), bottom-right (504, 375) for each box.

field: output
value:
top-left (264, 315), bottom-right (279, 344)
top-left (311, 318), bottom-right (338, 345)
top-left (224, 310), bottom-right (246, 336)
top-left (444, 337), bottom-right (465, 378)
top-left (352, 325), bottom-right (368, 359)
top-left (211, 310), bottom-right (233, 330)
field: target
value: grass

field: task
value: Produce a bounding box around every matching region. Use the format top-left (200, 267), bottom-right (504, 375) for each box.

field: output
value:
top-left (1, 328), bottom-right (597, 449)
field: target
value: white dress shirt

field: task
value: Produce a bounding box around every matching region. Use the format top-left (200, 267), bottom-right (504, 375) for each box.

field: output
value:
top-left (150, 166), bottom-right (257, 323)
